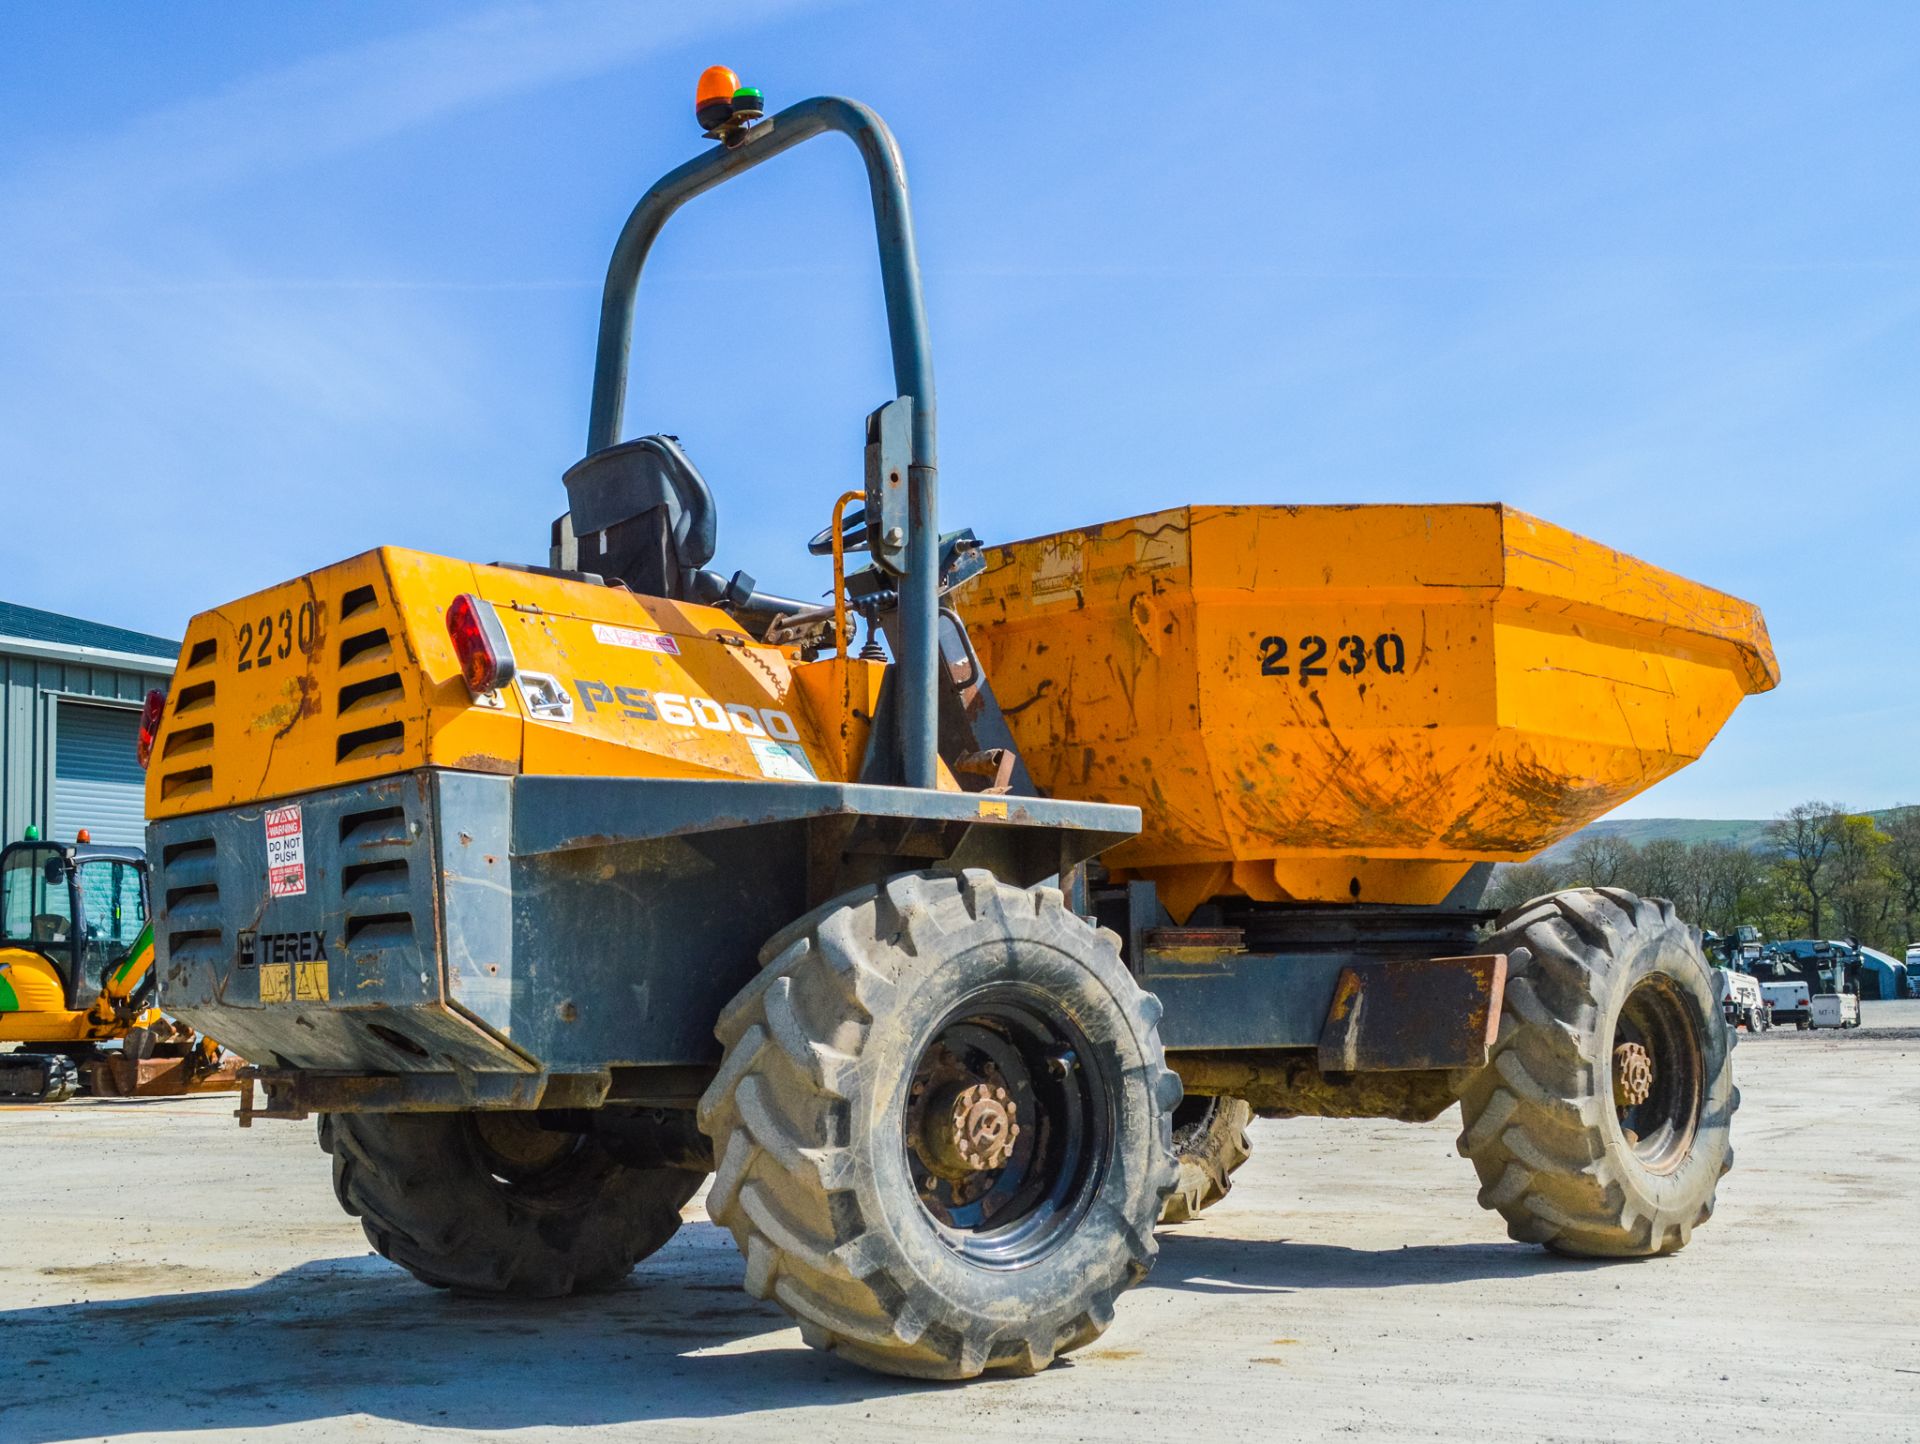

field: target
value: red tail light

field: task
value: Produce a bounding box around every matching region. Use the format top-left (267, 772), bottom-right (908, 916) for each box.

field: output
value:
top-left (136, 688), bottom-right (167, 768)
top-left (446, 594), bottom-right (516, 694)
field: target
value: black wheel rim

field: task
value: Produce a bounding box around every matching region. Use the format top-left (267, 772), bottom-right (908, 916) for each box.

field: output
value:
top-left (1169, 1094), bottom-right (1222, 1156)
top-left (1611, 975), bottom-right (1705, 1174)
top-left (902, 983), bottom-right (1112, 1269)
top-left (469, 1112), bottom-right (594, 1193)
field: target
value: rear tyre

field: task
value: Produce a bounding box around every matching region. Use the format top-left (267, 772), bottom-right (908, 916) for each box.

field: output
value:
top-left (1456, 888), bottom-right (1735, 1258)
top-left (1159, 1095), bottom-right (1254, 1223)
top-left (319, 1110), bottom-right (702, 1296)
top-left (697, 869), bottom-right (1180, 1379)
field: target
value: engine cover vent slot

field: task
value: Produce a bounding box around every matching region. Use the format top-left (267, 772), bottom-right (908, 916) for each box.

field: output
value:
top-left (336, 722), bottom-right (405, 764)
top-left (337, 672), bottom-right (403, 715)
top-left (339, 628), bottom-right (392, 667)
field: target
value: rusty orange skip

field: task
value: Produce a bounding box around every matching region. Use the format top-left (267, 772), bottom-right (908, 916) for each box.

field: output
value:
top-left (957, 504), bottom-right (1777, 919)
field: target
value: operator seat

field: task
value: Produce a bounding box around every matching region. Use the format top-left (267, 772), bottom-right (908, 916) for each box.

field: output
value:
top-left (557, 435), bottom-right (717, 600)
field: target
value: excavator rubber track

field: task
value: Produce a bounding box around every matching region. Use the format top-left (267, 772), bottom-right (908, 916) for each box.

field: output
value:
top-left (0, 1053), bottom-right (80, 1104)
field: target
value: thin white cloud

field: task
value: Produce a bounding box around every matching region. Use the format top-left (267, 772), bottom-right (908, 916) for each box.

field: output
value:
top-left (0, 0), bottom-right (837, 625)
top-left (0, 0), bottom-right (823, 255)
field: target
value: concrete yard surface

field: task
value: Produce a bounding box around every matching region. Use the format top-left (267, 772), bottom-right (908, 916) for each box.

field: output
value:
top-left (3, 1003), bottom-right (1916, 1443)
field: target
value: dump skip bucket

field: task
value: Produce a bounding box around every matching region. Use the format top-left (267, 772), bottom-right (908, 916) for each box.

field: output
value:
top-left (958, 504), bottom-right (1776, 915)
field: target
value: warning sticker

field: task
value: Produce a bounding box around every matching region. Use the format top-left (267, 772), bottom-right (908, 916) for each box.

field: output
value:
top-left (295, 961), bottom-right (330, 1002)
top-left (592, 623), bottom-right (681, 655)
top-left (259, 964), bottom-right (292, 1004)
top-left (1029, 537), bottom-right (1084, 606)
top-left (748, 737), bottom-right (817, 783)
top-left (265, 804), bottom-right (306, 898)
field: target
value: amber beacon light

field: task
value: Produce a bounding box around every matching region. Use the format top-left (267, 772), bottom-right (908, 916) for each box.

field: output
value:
top-left (696, 65), bottom-right (764, 138)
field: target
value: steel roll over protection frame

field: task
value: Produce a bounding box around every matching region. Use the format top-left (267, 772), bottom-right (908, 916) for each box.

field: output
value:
top-left (583, 96), bottom-right (941, 791)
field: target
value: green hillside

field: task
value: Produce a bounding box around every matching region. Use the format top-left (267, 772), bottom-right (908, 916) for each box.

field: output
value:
top-left (1536, 809), bottom-right (1909, 862)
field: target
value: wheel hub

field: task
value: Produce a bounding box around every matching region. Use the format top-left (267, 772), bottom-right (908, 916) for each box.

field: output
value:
top-left (1613, 1041), bottom-right (1655, 1109)
top-left (953, 1082), bottom-right (1019, 1171)
top-left (472, 1111), bottom-right (578, 1179)
top-left (914, 1077), bottom-right (1021, 1179)
top-left (901, 1000), bottom-right (1106, 1265)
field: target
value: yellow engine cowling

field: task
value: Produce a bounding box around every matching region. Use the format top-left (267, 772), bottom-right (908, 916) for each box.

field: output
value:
top-left (957, 504), bottom-right (1778, 915)
top-left (0, 948), bottom-right (81, 1041)
top-left (0, 946), bottom-right (163, 1043)
top-left (146, 547), bottom-right (896, 820)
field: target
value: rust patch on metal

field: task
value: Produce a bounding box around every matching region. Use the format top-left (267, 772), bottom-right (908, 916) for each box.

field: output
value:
top-left (1315, 954), bottom-right (1506, 1073)
top-left (1171, 1050), bottom-right (1459, 1123)
top-left (1142, 926), bottom-right (1246, 953)
top-left (452, 753), bottom-right (517, 775)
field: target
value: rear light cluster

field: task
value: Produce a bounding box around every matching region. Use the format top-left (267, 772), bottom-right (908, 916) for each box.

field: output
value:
top-left (136, 688), bottom-right (167, 769)
top-left (445, 594), bottom-right (517, 695)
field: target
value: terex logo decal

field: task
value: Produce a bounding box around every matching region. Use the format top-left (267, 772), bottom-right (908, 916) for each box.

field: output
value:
top-left (238, 930), bottom-right (328, 967)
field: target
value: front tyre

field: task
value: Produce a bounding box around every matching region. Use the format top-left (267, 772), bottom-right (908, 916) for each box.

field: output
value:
top-left (697, 870), bottom-right (1180, 1380)
top-left (320, 1110), bottom-right (702, 1296)
top-left (1456, 888), bottom-right (1735, 1258)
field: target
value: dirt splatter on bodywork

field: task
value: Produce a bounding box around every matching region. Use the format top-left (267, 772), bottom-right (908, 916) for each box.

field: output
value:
top-left (958, 503), bottom-right (1776, 908)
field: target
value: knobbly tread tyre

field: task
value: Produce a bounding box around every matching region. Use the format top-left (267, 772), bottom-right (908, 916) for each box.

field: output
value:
top-left (318, 1110), bottom-right (702, 1297)
top-left (696, 868), bottom-right (1181, 1380)
top-left (1160, 1095), bottom-right (1254, 1224)
top-left (1455, 887), bottom-right (1736, 1258)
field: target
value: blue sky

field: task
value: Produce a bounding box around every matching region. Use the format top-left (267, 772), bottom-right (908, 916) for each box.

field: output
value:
top-left (1, 2), bottom-right (1914, 818)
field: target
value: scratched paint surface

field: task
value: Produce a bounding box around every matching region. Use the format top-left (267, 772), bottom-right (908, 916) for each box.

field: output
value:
top-left (957, 504), bottom-right (1777, 908)
top-left (147, 547), bottom-right (869, 820)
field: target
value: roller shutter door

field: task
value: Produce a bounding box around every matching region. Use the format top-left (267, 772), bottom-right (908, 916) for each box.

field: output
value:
top-left (53, 703), bottom-right (146, 847)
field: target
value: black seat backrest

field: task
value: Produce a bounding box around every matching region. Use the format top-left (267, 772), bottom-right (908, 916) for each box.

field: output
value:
top-left (559, 435), bottom-right (717, 599)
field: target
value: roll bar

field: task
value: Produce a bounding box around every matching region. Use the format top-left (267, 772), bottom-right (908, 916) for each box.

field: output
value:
top-left (581, 96), bottom-right (940, 791)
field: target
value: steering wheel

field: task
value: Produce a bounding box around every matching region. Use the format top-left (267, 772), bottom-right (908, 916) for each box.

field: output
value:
top-left (807, 504), bottom-right (871, 556)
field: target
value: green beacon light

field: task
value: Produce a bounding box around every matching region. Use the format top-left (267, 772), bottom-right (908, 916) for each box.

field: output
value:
top-left (730, 87), bottom-right (764, 122)
top-left (23, 824), bottom-right (40, 841)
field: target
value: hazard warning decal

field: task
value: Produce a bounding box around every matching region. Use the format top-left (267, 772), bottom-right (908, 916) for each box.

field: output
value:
top-left (265, 804), bottom-right (307, 898)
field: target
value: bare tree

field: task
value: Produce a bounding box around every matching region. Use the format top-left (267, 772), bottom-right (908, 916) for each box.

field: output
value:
top-left (1766, 801), bottom-right (1846, 937)
top-left (1483, 861), bottom-right (1567, 916)
top-left (1703, 841), bottom-right (1763, 934)
top-left (1630, 837), bottom-right (1690, 902)
top-left (1674, 841), bottom-right (1717, 923)
top-left (1566, 832), bottom-right (1634, 888)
